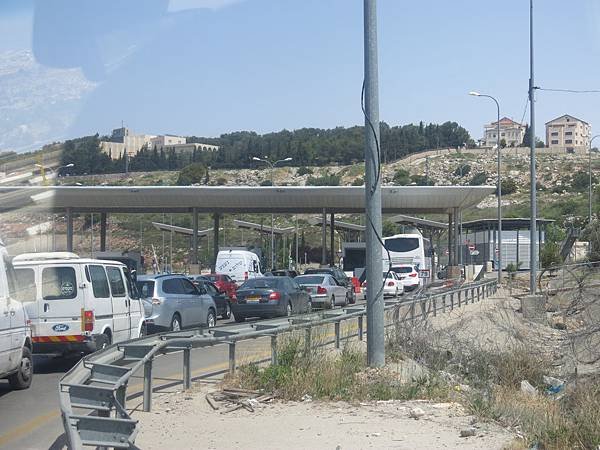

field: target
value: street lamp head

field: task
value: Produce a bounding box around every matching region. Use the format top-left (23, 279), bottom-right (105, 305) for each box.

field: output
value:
top-left (283, 157), bottom-right (292, 162)
top-left (65, 163), bottom-right (75, 168)
top-left (469, 91), bottom-right (481, 97)
top-left (252, 157), bottom-right (262, 162)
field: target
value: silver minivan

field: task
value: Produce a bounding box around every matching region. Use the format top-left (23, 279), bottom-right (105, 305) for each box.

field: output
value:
top-left (136, 274), bottom-right (217, 332)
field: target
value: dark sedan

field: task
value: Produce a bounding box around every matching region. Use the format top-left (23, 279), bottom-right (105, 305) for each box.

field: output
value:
top-left (194, 279), bottom-right (232, 320)
top-left (232, 276), bottom-right (311, 323)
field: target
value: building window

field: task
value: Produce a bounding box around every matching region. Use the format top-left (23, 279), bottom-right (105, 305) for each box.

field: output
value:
top-left (551, 140), bottom-right (559, 145)
top-left (551, 132), bottom-right (559, 136)
top-left (565, 139), bottom-right (573, 144)
top-left (565, 131), bottom-right (573, 136)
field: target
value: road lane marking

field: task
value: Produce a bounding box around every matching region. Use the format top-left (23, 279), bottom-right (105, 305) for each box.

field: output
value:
top-left (0, 410), bottom-right (60, 448)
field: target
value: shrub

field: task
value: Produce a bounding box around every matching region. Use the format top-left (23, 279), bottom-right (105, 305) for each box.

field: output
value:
top-left (306, 174), bottom-right (341, 186)
top-left (351, 177), bottom-right (364, 186)
top-left (454, 164), bottom-right (471, 177)
top-left (469, 172), bottom-right (488, 186)
top-left (571, 171), bottom-right (597, 192)
top-left (498, 178), bottom-right (518, 195)
top-left (176, 162), bottom-right (208, 186)
top-left (393, 168), bottom-right (410, 185)
top-left (260, 180), bottom-right (273, 186)
top-left (297, 166), bottom-right (313, 176)
top-left (540, 242), bottom-right (562, 268)
top-left (215, 177), bottom-right (227, 186)
top-left (410, 174), bottom-right (433, 186)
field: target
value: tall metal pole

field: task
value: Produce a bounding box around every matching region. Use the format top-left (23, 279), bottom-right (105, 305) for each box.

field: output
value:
top-left (295, 215), bottom-right (299, 268)
top-left (589, 136), bottom-right (600, 224)
top-left (364, 0), bottom-right (384, 367)
top-left (496, 101), bottom-right (502, 282)
top-left (529, 0), bottom-right (537, 293)
top-left (469, 92), bottom-right (502, 283)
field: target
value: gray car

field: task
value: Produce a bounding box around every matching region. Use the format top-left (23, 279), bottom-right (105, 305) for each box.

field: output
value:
top-left (136, 274), bottom-right (217, 332)
top-left (295, 274), bottom-right (347, 309)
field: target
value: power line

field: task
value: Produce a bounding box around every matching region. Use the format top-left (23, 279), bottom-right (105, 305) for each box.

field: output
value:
top-left (538, 87), bottom-right (600, 94)
top-left (519, 97), bottom-right (529, 126)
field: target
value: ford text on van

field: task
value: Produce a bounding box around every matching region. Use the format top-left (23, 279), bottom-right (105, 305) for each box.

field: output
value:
top-left (13, 252), bottom-right (146, 355)
top-left (0, 238), bottom-right (33, 389)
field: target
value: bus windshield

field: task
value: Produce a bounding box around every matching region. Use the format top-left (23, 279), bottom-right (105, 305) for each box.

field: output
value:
top-left (384, 238), bottom-right (419, 252)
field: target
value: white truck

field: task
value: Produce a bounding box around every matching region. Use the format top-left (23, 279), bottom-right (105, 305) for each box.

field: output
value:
top-left (215, 250), bottom-right (263, 285)
top-left (0, 238), bottom-right (33, 390)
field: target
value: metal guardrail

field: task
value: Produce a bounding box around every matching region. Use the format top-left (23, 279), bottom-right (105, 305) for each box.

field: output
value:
top-left (58, 279), bottom-right (497, 449)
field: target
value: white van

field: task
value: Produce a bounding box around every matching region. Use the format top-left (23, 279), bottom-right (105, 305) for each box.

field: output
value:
top-left (13, 252), bottom-right (146, 355)
top-left (215, 250), bottom-right (263, 285)
top-left (0, 238), bottom-right (33, 389)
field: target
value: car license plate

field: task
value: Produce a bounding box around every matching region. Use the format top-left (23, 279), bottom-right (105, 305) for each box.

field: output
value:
top-left (247, 296), bottom-right (260, 303)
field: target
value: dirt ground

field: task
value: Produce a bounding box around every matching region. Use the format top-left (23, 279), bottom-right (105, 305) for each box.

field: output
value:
top-left (135, 382), bottom-right (516, 450)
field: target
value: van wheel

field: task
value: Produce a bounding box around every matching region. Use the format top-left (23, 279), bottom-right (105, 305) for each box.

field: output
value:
top-left (206, 309), bottom-right (216, 328)
top-left (170, 314), bottom-right (182, 332)
top-left (222, 303), bottom-right (232, 320)
top-left (234, 314), bottom-right (245, 323)
top-left (140, 322), bottom-right (148, 337)
top-left (8, 347), bottom-right (33, 390)
top-left (286, 303), bottom-right (293, 317)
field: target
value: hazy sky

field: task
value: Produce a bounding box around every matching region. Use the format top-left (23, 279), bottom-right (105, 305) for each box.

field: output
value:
top-left (2, 0), bottom-right (600, 146)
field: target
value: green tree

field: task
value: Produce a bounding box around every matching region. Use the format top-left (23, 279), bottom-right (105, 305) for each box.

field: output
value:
top-left (498, 178), bottom-right (518, 195)
top-left (499, 138), bottom-right (507, 148)
top-left (176, 163), bottom-right (209, 186)
top-left (297, 166), bottom-right (313, 176)
top-left (306, 174), bottom-right (341, 186)
top-left (571, 171), bottom-right (597, 192)
top-left (382, 220), bottom-right (399, 237)
top-left (410, 174), bottom-right (433, 186)
top-left (582, 220), bottom-right (600, 262)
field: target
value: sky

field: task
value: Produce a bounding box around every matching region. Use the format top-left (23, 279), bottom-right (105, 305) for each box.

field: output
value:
top-left (2, 0), bottom-right (600, 149)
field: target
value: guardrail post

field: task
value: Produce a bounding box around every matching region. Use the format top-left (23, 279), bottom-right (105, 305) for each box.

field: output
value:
top-left (470, 288), bottom-right (474, 304)
top-left (433, 297), bottom-right (437, 317)
top-left (458, 291), bottom-right (462, 307)
top-left (305, 327), bottom-right (312, 354)
top-left (442, 295), bottom-right (446, 313)
top-left (450, 293), bottom-right (454, 310)
top-left (183, 348), bottom-right (191, 390)
top-left (477, 286), bottom-right (481, 302)
top-left (410, 302), bottom-right (415, 321)
top-left (143, 359), bottom-right (153, 412)
top-left (358, 316), bottom-right (364, 341)
top-left (271, 335), bottom-right (278, 365)
top-left (334, 322), bottom-right (341, 349)
top-left (116, 384), bottom-right (127, 413)
top-left (228, 342), bottom-right (236, 375)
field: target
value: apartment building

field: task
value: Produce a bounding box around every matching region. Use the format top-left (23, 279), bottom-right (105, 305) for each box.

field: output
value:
top-left (484, 117), bottom-right (526, 147)
top-left (546, 114), bottom-right (591, 152)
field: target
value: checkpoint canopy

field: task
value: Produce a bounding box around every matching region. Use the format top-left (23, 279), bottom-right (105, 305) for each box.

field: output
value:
top-left (1, 185), bottom-right (495, 214)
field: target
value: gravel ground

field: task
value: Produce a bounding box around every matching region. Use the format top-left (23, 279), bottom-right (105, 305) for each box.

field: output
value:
top-left (135, 383), bottom-right (515, 450)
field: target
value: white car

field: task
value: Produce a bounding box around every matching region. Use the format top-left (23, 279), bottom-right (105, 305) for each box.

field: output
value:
top-left (0, 238), bottom-right (33, 390)
top-left (361, 271), bottom-right (404, 298)
top-left (391, 265), bottom-right (420, 292)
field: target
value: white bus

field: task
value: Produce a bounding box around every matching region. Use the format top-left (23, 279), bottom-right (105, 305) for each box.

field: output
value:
top-left (382, 233), bottom-right (433, 283)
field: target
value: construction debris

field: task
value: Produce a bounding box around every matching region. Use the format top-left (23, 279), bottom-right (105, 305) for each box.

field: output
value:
top-left (205, 388), bottom-right (273, 414)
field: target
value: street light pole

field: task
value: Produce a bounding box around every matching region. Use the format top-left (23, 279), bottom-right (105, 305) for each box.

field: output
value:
top-left (469, 92), bottom-right (502, 284)
top-left (589, 135), bottom-right (600, 224)
top-left (529, 0), bottom-right (538, 294)
top-left (252, 156), bottom-right (292, 269)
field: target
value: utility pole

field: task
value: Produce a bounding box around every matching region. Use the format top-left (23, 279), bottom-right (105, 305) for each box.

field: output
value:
top-left (364, 0), bottom-right (384, 367)
top-left (529, 0), bottom-right (537, 294)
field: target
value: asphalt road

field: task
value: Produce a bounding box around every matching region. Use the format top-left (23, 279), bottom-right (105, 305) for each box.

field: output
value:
top-left (0, 292), bottom-right (394, 450)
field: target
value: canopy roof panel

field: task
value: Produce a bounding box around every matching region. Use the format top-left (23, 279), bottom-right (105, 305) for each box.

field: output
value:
top-left (0, 185), bottom-right (495, 214)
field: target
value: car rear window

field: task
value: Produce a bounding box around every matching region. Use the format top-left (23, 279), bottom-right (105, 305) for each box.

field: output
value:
top-left (42, 266), bottom-right (77, 300)
top-left (240, 278), bottom-right (281, 290)
top-left (392, 267), bottom-right (413, 274)
top-left (205, 274), bottom-right (219, 282)
top-left (136, 280), bottom-right (155, 298)
top-left (13, 267), bottom-right (36, 302)
top-left (295, 275), bottom-right (324, 285)
top-left (88, 265), bottom-right (110, 298)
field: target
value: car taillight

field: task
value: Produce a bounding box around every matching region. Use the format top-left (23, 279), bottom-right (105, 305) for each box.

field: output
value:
top-left (82, 309), bottom-right (94, 332)
top-left (409, 273), bottom-right (418, 278)
top-left (317, 286), bottom-right (327, 294)
top-left (268, 292), bottom-right (281, 301)
top-left (387, 281), bottom-right (394, 286)
top-left (152, 297), bottom-right (162, 305)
